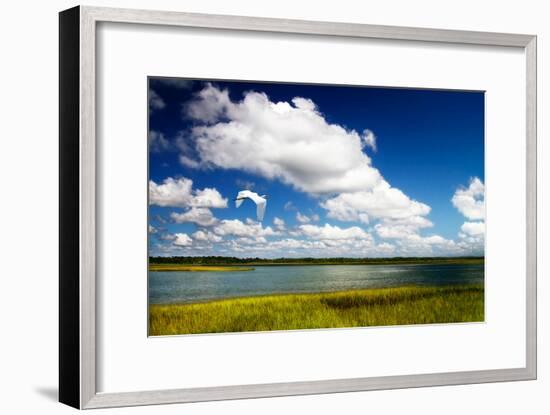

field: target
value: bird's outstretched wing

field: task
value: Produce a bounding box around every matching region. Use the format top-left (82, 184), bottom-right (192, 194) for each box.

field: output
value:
top-left (256, 199), bottom-right (267, 221)
top-left (235, 190), bottom-right (252, 208)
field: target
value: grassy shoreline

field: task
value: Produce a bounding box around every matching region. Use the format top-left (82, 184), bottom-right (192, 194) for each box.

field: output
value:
top-left (219, 258), bottom-right (483, 266)
top-left (149, 257), bottom-right (484, 271)
top-left (149, 284), bottom-right (484, 335)
top-left (150, 256), bottom-right (484, 267)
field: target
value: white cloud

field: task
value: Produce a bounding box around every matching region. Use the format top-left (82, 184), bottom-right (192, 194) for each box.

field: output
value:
top-left (273, 217), bottom-right (286, 231)
top-left (233, 235), bottom-right (405, 258)
top-left (222, 235), bottom-right (381, 257)
top-left (192, 188), bottom-right (228, 208)
top-left (391, 233), bottom-right (459, 256)
top-left (451, 178), bottom-right (485, 255)
top-left (371, 213), bottom-right (459, 256)
top-left (192, 229), bottom-right (223, 243)
top-left (149, 88), bottom-right (165, 111)
top-left (452, 177), bottom-right (485, 220)
top-left (148, 225), bottom-right (157, 234)
top-left (155, 222), bottom-right (473, 258)
top-left (183, 83), bottom-right (383, 194)
top-left (375, 216), bottom-right (433, 239)
top-left (322, 181), bottom-right (431, 224)
top-left (270, 238), bottom-right (319, 250)
top-left (173, 233), bottom-right (192, 247)
top-left (298, 223), bottom-right (372, 241)
top-left (457, 234), bottom-right (484, 255)
top-left (461, 221), bottom-right (485, 237)
top-left (376, 242), bottom-right (395, 254)
top-left (213, 219), bottom-right (277, 238)
top-left (235, 236), bottom-right (268, 245)
top-left (170, 208), bottom-right (218, 227)
top-left (414, 234), bottom-right (450, 245)
top-left (149, 177), bottom-right (227, 208)
top-left (184, 84), bottom-right (232, 123)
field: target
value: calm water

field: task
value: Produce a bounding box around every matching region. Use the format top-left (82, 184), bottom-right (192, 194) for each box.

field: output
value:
top-left (149, 264), bottom-right (484, 305)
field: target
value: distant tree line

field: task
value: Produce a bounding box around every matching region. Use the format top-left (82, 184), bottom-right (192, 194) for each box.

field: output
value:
top-left (149, 256), bottom-right (484, 265)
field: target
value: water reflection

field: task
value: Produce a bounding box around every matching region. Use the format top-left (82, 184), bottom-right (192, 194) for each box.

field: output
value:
top-left (149, 264), bottom-right (484, 304)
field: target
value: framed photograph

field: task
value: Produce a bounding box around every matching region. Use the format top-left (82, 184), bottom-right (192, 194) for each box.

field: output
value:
top-left (59, 6), bottom-right (537, 409)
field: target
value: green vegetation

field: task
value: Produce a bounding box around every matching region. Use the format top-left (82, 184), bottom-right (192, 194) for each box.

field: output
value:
top-left (149, 256), bottom-right (484, 266)
top-left (149, 264), bottom-right (254, 272)
top-left (149, 284), bottom-right (484, 335)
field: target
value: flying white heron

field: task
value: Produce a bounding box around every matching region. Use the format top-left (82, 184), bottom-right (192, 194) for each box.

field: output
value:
top-left (234, 190), bottom-right (267, 221)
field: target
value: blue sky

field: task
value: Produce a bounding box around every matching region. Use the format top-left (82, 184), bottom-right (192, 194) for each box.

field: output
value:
top-left (148, 78), bottom-right (485, 258)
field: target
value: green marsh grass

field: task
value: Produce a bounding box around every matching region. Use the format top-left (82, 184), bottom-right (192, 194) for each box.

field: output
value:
top-left (149, 284), bottom-right (484, 335)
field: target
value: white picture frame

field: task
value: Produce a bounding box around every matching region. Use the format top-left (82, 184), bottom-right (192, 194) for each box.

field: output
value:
top-left (59, 5), bottom-right (537, 409)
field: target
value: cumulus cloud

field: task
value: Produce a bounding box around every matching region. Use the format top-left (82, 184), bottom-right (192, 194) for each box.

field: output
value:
top-left (192, 229), bottom-right (223, 243)
top-left (182, 83), bottom-right (383, 194)
top-left (379, 233), bottom-right (458, 257)
top-left (170, 208), bottom-right (218, 227)
top-left (367, 203), bottom-right (459, 256)
top-left (160, 233), bottom-right (177, 241)
top-left (270, 238), bottom-right (321, 250)
top-left (173, 233), bottom-right (192, 247)
top-left (298, 223), bottom-right (373, 241)
top-left (149, 177), bottom-right (227, 208)
top-left (461, 221), bottom-right (485, 237)
top-left (374, 216), bottom-right (433, 239)
top-left (223, 235), bottom-right (405, 258)
top-left (376, 242), bottom-right (395, 254)
top-left (191, 188), bottom-right (228, 208)
top-left (457, 232), bottom-right (484, 255)
top-left (322, 181), bottom-right (431, 224)
top-left (148, 225), bottom-right (157, 234)
top-left (452, 177), bottom-right (485, 220)
top-left (213, 219), bottom-right (277, 238)
top-left (184, 84), bottom-right (232, 123)
top-left (273, 217), bottom-right (286, 231)
top-left (235, 236), bottom-right (268, 245)
top-left (451, 178), bottom-right (485, 255)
